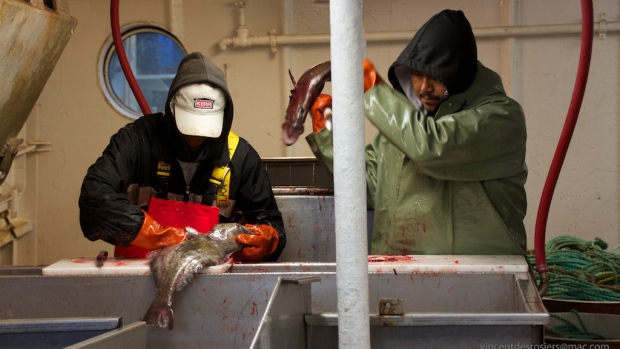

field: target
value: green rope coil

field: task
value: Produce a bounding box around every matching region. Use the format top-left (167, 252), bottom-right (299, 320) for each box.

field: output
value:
top-left (531, 238), bottom-right (620, 340)
top-left (527, 235), bottom-right (620, 302)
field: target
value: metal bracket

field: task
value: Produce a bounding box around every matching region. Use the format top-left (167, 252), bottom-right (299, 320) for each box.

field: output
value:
top-left (379, 298), bottom-right (403, 315)
top-left (598, 13), bottom-right (607, 40)
top-left (23, 140), bottom-right (52, 154)
top-left (269, 28), bottom-right (278, 53)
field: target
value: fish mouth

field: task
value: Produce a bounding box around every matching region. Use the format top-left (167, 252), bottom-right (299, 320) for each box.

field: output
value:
top-left (282, 127), bottom-right (302, 146)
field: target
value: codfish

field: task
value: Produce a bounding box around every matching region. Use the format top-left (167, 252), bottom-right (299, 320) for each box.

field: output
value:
top-left (142, 223), bottom-right (250, 330)
top-left (282, 60), bottom-right (332, 146)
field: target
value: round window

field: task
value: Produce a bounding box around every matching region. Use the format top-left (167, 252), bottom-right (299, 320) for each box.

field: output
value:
top-left (100, 25), bottom-right (186, 119)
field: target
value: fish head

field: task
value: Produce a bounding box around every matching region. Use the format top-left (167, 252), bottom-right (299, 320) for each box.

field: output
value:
top-left (209, 223), bottom-right (251, 241)
top-left (281, 61), bottom-right (331, 146)
top-left (282, 98), bottom-right (307, 146)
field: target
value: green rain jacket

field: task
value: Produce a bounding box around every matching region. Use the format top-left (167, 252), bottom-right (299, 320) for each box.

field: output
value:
top-left (306, 10), bottom-right (527, 255)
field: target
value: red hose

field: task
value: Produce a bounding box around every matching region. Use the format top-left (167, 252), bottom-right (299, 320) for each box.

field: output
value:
top-left (110, 0), bottom-right (152, 115)
top-left (534, 0), bottom-right (593, 295)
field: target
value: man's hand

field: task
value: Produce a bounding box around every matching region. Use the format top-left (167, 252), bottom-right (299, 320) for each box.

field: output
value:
top-left (311, 94), bottom-right (333, 132)
top-left (363, 58), bottom-right (384, 91)
top-left (234, 224), bottom-right (279, 262)
top-left (310, 58), bottom-right (384, 133)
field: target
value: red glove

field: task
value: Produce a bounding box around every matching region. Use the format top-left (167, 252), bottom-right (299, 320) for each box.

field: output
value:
top-left (310, 58), bottom-right (384, 133)
top-left (234, 224), bottom-right (279, 262)
top-left (130, 211), bottom-right (187, 250)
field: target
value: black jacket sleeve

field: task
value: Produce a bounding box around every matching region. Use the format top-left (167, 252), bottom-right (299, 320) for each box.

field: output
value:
top-left (78, 124), bottom-right (145, 246)
top-left (232, 140), bottom-right (286, 261)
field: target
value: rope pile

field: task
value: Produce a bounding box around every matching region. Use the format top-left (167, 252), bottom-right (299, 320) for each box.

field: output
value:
top-left (528, 236), bottom-right (620, 340)
top-left (527, 235), bottom-right (620, 301)
top-left (546, 310), bottom-right (611, 340)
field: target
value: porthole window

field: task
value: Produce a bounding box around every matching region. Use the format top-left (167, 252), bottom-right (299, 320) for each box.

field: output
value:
top-left (100, 25), bottom-right (186, 119)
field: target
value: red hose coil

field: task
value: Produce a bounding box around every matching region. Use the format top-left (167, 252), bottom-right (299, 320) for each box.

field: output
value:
top-left (534, 0), bottom-right (593, 281)
top-left (110, 0), bottom-right (152, 115)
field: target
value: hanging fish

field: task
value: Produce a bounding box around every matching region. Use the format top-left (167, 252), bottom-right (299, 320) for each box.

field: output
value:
top-left (281, 61), bottom-right (332, 146)
top-left (142, 223), bottom-right (249, 330)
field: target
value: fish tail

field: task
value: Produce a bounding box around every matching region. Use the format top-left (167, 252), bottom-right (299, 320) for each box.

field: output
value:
top-left (143, 300), bottom-right (174, 330)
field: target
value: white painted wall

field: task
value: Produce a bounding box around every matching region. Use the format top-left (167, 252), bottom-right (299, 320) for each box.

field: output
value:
top-left (2, 0), bottom-right (618, 264)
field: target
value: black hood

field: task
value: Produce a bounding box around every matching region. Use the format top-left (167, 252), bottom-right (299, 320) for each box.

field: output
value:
top-left (388, 9), bottom-right (477, 95)
top-left (163, 52), bottom-right (234, 162)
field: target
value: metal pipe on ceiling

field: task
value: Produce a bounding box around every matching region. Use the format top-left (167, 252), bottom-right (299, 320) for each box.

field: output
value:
top-left (219, 13), bottom-right (617, 52)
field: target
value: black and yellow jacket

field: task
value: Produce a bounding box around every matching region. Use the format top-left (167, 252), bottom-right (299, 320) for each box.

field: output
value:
top-left (79, 52), bottom-right (286, 261)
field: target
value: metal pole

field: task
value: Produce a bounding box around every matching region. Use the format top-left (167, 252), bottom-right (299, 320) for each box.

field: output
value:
top-left (329, 0), bottom-right (370, 348)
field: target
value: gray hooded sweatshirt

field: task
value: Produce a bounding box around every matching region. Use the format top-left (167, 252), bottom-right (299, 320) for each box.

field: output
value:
top-left (80, 52), bottom-right (286, 260)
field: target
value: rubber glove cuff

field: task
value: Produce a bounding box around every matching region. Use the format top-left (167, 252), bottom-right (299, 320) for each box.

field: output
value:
top-left (131, 211), bottom-right (187, 250)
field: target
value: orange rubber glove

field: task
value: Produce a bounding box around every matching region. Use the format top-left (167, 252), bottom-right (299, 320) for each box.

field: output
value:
top-left (363, 58), bottom-right (384, 91)
top-left (311, 58), bottom-right (384, 133)
top-left (234, 224), bottom-right (280, 262)
top-left (311, 94), bottom-right (333, 133)
top-left (130, 211), bottom-right (187, 250)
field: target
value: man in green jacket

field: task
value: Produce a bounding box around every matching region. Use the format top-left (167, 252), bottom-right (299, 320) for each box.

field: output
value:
top-left (307, 9), bottom-right (527, 255)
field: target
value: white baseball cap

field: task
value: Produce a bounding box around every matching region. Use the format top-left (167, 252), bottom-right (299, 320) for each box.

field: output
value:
top-left (173, 84), bottom-right (225, 138)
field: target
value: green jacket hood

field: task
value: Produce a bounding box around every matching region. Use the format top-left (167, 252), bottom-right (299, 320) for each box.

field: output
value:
top-left (164, 52), bottom-right (234, 161)
top-left (388, 9), bottom-right (478, 96)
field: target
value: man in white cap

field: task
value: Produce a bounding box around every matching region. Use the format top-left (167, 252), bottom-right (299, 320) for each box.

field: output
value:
top-left (79, 52), bottom-right (285, 262)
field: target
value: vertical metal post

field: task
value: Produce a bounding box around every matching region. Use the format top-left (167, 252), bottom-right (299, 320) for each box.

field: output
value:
top-left (329, 1), bottom-right (370, 348)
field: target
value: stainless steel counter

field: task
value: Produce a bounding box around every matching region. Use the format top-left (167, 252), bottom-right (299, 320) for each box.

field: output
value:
top-left (0, 256), bottom-right (547, 348)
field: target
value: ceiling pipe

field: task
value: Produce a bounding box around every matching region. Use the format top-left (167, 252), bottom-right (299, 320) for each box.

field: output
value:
top-left (219, 12), bottom-right (616, 52)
